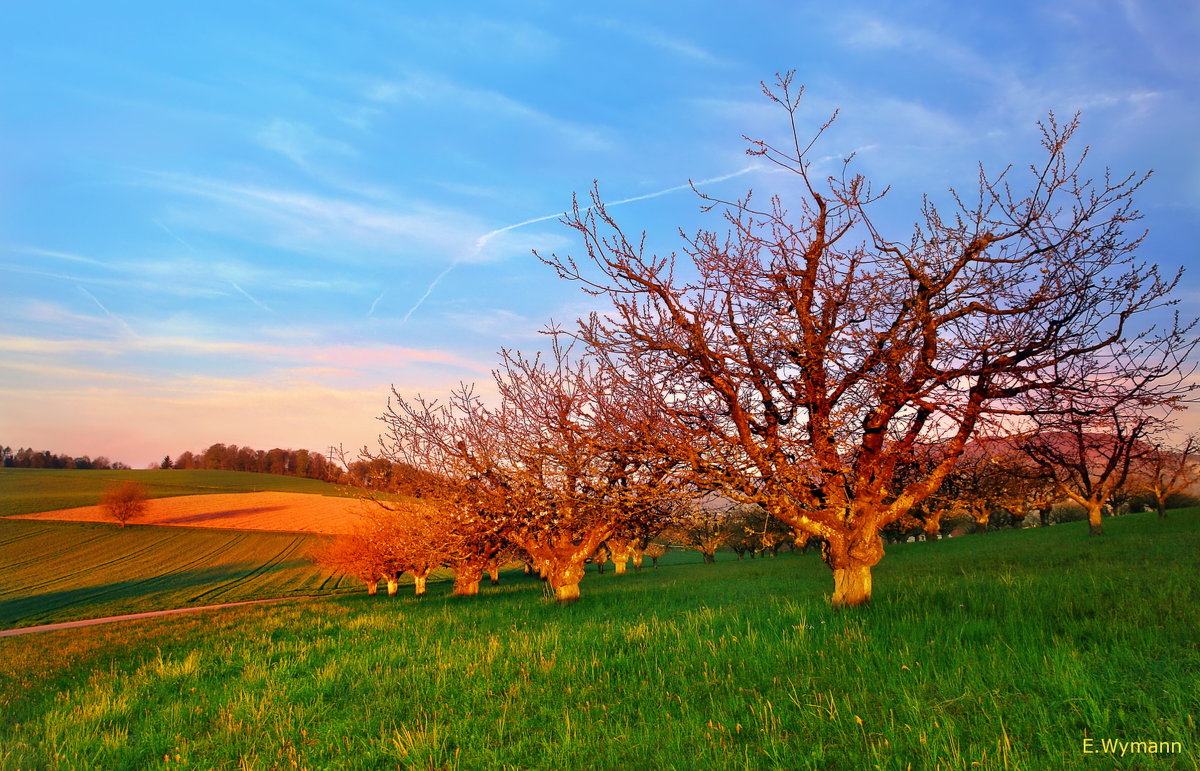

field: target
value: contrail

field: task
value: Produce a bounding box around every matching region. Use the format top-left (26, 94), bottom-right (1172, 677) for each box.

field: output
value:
top-left (230, 281), bottom-right (272, 313)
top-left (368, 290), bottom-right (387, 317)
top-left (397, 164), bottom-right (762, 325)
top-left (78, 285), bottom-right (138, 338)
top-left (398, 262), bottom-right (459, 325)
top-left (157, 220), bottom-right (273, 314)
top-left (154, 219), bottom-right (202, 254)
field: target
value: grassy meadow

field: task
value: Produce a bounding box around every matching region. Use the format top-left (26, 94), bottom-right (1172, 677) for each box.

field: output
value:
top-left (0, 468), bottom-right (353, 518)
top-left (1, 509), bottom-right (1196, 770)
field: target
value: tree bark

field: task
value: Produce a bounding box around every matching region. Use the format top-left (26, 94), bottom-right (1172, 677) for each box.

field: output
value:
top-left (631, 550), bottom-right (644, 572)
top-left (366, 579), bottom-right (379, 596)
top-left (547, 561), bottom-right (585, 603)
top-left (453, 563), bottom-right (484, 596)
top-left (385, 576), bottom-right (399, 596)
top-left (413, 574), bottom-right (428, 596)
top-left (831, 566), bottom-right (873, 607)
top-left (608, 539), bottom-right (631, 574)
top-left (488, 564), bottom-right (501, 585)
top-left (1087, 503), bottom-right (1104, 536)
top-left (823, 527), bottom-right (884, 608)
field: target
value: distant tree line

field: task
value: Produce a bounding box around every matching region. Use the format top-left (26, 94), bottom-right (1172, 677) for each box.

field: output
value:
top-left (1, 446), bottom-right (131, 470)
top-left (166, 442), bottom-right (440, 493)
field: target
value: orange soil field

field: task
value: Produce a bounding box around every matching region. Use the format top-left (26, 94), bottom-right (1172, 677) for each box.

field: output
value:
top-left (5, 492), bottom-right (372, 535)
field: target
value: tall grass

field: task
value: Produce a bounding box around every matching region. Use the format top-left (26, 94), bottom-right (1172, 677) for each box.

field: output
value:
top-left (1, 510), bottom-right (1196, 769)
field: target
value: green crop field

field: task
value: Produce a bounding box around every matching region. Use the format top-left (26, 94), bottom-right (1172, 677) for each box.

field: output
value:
top-left (1, 510), bottom-right (1196, 770)
top-left (0, 468), bottom-right (355, 517)
top-left (0, 519), bottom-right (370, 629)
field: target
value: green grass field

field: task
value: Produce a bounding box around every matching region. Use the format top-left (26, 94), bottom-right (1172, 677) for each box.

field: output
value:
top-left (0, 468), bottom-right (354, 518)
top-left (0, 510), bottom-right (1196, 769)
top-left (0, 519), bottom-right (369, 629)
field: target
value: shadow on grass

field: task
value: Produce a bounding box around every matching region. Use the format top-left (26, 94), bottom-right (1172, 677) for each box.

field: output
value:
top-left (0, 563), bottom-right (304, 629)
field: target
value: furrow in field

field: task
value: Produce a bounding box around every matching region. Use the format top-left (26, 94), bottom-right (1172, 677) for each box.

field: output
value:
top-left (187, 536), bottom-right (309, 602)
top-left (0, 530), bottom-right (115, 573)
top-left (1, 532), bottom-right (282, 624)
top-left (0, 526), bottom-right (54, 548)
top-left (0, 529), bottom-right (186, 599)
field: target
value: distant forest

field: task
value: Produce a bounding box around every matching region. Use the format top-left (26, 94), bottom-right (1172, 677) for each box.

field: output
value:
top-left (168, 443), bottom-right (432, 493)
top-left (1, 446), bottom-right (132, 470)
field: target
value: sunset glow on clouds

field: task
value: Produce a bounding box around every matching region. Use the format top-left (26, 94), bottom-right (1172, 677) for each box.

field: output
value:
top-left (2, 1), bottom-right (1198, 465)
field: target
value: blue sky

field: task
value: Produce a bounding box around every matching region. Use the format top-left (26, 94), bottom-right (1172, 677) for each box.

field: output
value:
top-left (2, 1), bottom-right (1198, 467)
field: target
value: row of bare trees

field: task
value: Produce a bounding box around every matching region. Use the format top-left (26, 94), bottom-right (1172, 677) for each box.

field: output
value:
top-left (343, 73), bottom-right (1196, 608)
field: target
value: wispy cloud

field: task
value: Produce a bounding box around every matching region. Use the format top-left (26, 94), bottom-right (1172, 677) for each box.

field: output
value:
top-left (591, 17), bottom-right (728, 65)
top-left (145, 171), bottom-right (479, 263)
top-left (364, 72), bottom-right (613, 152)
top-left (256, 118), bottom-right (359, 170)
top-left (396, 164), bottom-right (763, 325)
top-left (14, 247), bottom-right (110, 267)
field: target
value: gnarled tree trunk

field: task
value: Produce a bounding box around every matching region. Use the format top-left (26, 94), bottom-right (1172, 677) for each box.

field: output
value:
top-left (607, 538), bottom-right (632, 574)
top-left (543, 559), bottom-right (586, 603)
top-left (823, 528), bottom-right (885, 608)
top-left (453, 562), bottom-right (484, 596)
top-left (366, 579), bottom-right (379, 596)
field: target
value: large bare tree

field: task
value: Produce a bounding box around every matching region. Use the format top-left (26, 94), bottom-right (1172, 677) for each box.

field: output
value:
top-left (539, 72), bottom-right (1196, 606)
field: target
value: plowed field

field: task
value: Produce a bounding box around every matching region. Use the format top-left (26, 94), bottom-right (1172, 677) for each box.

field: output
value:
top-left (6, 492), bottom-right (370, 535)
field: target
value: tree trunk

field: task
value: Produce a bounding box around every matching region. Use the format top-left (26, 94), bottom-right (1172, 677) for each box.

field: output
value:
top-left (547, 561), bottom-right (585, 604)
top-left (831, 566), bottom-right (872, 607)
top-left (488, 564), bottom-right (501, 585)
top-left (413, 574), bottom-right (428, 596)
top-left (554, 583), bottom-right (581, 602)
top-left (1087, 503), bottom-right (1104, 536)
top-left (701, 550), bottom-right (715, 564)
top-left (1156, 498), bottom-right (1168, 519)
top-left (366, 579), bottom-right (379, 596)
top-left (631, 550), bottom-right (644, 572)
top-left (608, 539), bottom-right (631, 574)
top-left (385, 576), bottom-right (399, 596)
top-left (453, 563), bottom-right (483, 596)
top-left (823, 527), bottom-right (883, 608)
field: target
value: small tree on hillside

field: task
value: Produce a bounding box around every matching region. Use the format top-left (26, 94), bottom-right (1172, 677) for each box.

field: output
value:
top-left (1136, 433), bottom-right (1200, 519)
top-left (1020, 407), bottom-right (1154, 537)
top-left (100, 481), bottom-right (147, 528)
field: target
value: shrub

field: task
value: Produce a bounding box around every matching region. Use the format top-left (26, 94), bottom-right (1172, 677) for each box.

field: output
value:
top-left (100, 481), bottom-right (147, 528)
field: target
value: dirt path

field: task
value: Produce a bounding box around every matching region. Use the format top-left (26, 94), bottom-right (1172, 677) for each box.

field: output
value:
top-left (0, 596), bottom-right (313, 638)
